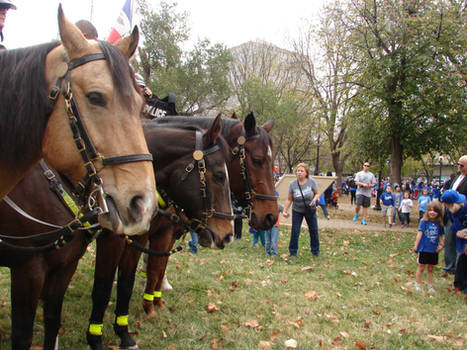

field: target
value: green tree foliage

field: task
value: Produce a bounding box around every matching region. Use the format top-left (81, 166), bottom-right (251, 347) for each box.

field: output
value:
top-left (135, 1), bottom-right (232, 115)
top-left (343, 0), bottom-right (467, 184)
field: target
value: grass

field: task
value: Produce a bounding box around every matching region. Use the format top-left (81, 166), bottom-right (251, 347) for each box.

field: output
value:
top-left (0, 196), bottom-right (465, 349)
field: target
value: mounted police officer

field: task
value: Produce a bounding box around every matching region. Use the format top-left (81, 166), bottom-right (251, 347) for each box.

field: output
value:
top-left (0, 0), bottom-right (16, 46)
top-left (134, 73), bottom-right (177, 118)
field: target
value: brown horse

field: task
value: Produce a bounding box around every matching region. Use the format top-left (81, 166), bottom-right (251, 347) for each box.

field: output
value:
top-left (140, 113), bottom-right (278, 317)
top-left (86, 117), bottom-right (234, 350)
top-left (0, 6), bottom-right (157, 235)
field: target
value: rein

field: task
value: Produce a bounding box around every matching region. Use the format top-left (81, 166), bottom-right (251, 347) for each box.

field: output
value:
top-left (231, 132), bottom-right (278, 216)
top-left (0, 161), bottom-right (101, 253)
top-left (47, 52), bottom-right (153, 215)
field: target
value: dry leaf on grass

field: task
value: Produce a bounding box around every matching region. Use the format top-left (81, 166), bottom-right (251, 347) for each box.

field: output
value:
top-left (207, 303), bottom-right (219, 312)
top-left (220, 325), bottom-right (229, 333)
top-left (339, 331), bottom-right (349, 338)
top-left (355, 341), bottom-right (367, 350)
top-left (301, 265), bottom-right (314, 271)
top-left (244, 319), bottom-right (260, 328)
top-left (304, 291), bottom-right (320, 301)
top-left (284, 338), bottom-right (297, 348)
top-left (162, 330), bottom-right (168, 338)
top-left (427, 334), bottom-right (445, 342)
top-left (332, 337), bottom-right (343, 346)
top-left (258, 340), bottom-right (273, 349)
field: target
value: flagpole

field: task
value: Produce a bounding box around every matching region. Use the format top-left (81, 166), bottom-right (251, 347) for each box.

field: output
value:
top-left (90, 0), bottom-right (95, 23)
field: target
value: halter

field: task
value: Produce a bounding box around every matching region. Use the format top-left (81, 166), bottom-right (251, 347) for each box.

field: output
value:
top-left (230, 131), bottom-right (278, 217)
top-left (47, 52), bottom-right (153, 214)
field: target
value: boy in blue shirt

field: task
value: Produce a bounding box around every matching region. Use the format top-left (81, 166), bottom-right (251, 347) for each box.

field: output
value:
top-left (380, 184), bottom-right (395, 228)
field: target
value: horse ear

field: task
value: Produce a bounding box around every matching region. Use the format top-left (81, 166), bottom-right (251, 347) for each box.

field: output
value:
top-left (205, 114), bottom-right (222, 146)
top-left (244, 112), bottom-right (257, 137)
top-left (230, 112), bottom-right (238, 120)
top-left (58, 4), bottom-right (89, 57)
top-left (114, 26), bottom-right (139, 59)
top-left (262, 120), bottom-right (274, 133)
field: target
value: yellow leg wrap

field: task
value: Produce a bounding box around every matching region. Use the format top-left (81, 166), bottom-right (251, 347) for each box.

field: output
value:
top-left (143, 293), bottom-right (154, 301)
top-left (88, 323), bottom-right (103, 336)
top-left (153, 290), bottom-right (162, 298)
top-left (116, 315), bottom-right (128, 326)
top-left (140, 271), bottom-right (147, 278)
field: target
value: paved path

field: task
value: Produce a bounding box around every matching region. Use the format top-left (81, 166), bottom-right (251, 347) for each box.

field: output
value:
top-left (279, 202), bottom-right (416, 233)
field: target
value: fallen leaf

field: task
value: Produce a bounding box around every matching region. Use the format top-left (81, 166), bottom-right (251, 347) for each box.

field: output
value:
top-left (332, 337), bottom-right (343, 346)
top-left (207, 303), bottom-right (219, 312)
top-left (211, 338), bottom-right (218, 350)
top-left (244, 320), bottom-right (260, 328)
top-left (304, 291), bottom-right (320, 301)
top-left (281, 279), bottom-right (288, 284)
top-left (355, 341), bottom-right (366, 350)
top-left (340, 331), bottom-right (349, 338)
top-left (284, 339), bottom-right (297, 348)
top-left (343, 240), bottom-right (350, 246)
top-left (427, 335), bottom-right (445, 342)
top-left (301, 266), bottom-right (314, 271)
top-left (258, 340), bottom-right (272, 349)
top-left (220, 326), bottom-right (229, 333)
top-left (364, 320), bottom-right (371, 328)
top-left (373, 309), bottom-right (382, 315)
top-left (162, 330), bottom-right (167, 338)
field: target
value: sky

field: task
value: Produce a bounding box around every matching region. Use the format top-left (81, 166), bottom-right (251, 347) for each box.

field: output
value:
top-left (2, 0), bottom-right (325, 50)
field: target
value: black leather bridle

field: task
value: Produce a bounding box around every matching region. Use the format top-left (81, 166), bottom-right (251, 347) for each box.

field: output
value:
top-left (47, 52), bottom-right (153, 214)
top-left (230, 131), bottom-right (278, 217)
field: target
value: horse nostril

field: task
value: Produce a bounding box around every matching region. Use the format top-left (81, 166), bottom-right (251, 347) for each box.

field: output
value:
top-left (223, 233), bottom-right (233, 246)
top-left (265, 213), bottom-right (276, 227)
top-left (128, 195), bottom-right (144, 223)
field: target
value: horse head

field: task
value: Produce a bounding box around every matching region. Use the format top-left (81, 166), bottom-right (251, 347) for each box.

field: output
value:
top-left (237, 112), bottom-right (278, 230)
top-left (161, 116), bottom-right (234, 249)
top-left (41, 6), bottom-right (157, 235)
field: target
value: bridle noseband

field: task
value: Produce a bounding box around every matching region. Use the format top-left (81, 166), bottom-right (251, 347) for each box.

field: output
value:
top-left (47, 52), bottom-right (153, 214)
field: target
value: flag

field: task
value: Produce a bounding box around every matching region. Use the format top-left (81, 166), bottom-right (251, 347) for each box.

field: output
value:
top-left (107, 0), bottom-right (133, 43)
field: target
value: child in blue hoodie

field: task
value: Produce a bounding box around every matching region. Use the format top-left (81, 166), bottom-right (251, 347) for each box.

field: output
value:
top-left (380, 184), bottom-right (395, 228)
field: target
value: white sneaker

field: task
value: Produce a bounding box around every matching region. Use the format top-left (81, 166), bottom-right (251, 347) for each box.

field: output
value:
top-left (415, 283), bottom-right (422, 292)
top-left (427, 285), bottom-right (435, 293)
top-left (161, 275), bottom-right (173, 291)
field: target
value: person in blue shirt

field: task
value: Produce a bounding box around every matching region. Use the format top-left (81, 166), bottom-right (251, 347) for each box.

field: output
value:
top-left (432, 183), bottom-right (440, 200)
top-left (417, 187), bottom-right (432, 221)
top-left (413, 201), bottom-right (445, 293)
top-left (441, 190), bottom-right (467, 299)
top-left (380, 184), bottom-right (395, 228)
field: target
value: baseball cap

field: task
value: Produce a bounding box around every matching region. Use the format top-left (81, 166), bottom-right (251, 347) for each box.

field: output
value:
top-left (440, 190), bottom-right (466, 204)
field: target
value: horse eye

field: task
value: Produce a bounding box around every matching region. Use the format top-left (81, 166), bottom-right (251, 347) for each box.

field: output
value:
top-left (214, 172), bottom-right (225, 184)
top-left (86, 92), bottom-right (106, 107)
top-left (252, 158), bottom-right (262, 167)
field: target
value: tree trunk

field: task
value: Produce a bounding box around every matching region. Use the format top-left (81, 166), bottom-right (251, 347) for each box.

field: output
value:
top-left (390, 135), bottom-right (403, 185)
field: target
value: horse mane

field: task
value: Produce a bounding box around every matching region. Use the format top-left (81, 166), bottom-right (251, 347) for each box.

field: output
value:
top-left (0, 41), bottom-right (61, 166)
top-left (153, 116), bottom-right (241, 141)
top-left (97, 40), bottom-right (136, 112)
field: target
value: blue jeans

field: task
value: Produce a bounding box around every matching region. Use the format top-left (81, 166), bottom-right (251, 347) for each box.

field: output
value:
top-left (188, 231), bottom-right (199, 254)
top-left (400, 212), bottom-right (411, 225)
top-left (253, 230), bottom-right (265, 246)
top-left (289, 209), bottom-right (319, 256)
top-left (320, 204), bottom-right (329, 217)
top-left (392, 209), bottom-right (402, 224)
top-left (265, 226), bottom-right (279, 256)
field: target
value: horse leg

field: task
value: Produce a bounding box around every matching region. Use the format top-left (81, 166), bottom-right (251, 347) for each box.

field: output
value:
top-left (143, 225), bottom-right (176, 317)
top-left (42, 259), bottom-right (80, 350)
top-left (10, 265), bottom-right (44, 350)
top-left (87, 233), bottom-right (125, 350)
top-left (113, 236), bottom-right (147, 350)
